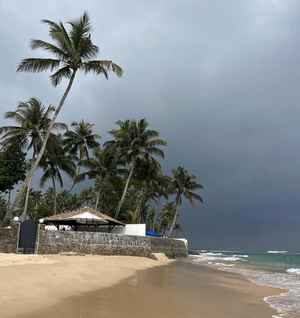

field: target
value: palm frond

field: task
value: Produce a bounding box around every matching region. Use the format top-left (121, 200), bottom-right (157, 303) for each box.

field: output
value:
top-left (68, 12), bottom-right (91, 49)
top-left (40, 168), bottom-right (52, 187)
top-left (81, 60), bottom-right (123, 78)
top-left (30, 39), bottom-right (67, 60)
top-left (50, 66), bottom-right (72, 86)
top-left (4, 112), bottom-right (25, 124)
top-left (17, 58), bottom-right (60, 73)
top-left (42, 19), bottom-right (73, 55)
top-left (146, 147), bottom-right (165, 158)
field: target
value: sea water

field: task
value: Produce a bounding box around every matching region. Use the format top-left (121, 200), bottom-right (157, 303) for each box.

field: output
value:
top-left (189, 250), bottom-right (300, 318)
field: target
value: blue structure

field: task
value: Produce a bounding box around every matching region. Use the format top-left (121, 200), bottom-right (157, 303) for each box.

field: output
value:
top-left (146, 230), bottom-right (161, 237)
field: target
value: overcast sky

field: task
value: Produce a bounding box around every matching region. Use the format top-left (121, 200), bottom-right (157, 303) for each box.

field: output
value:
top-left (1, 0), bottom-right (300, 251)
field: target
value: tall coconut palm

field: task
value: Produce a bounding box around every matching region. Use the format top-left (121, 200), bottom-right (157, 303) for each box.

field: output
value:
top-left (78, 147), bottom-right (123, 209)
top-left (105, 119), bottom-right (167, 219)
top-left (40, 135), bottom-right (76, 214)
top-left (0, 98), bottom-right (67, 218)
top-left (168, 166), bottom-right (204, 236)
top-left (17, 12), bottom-right (123, 217)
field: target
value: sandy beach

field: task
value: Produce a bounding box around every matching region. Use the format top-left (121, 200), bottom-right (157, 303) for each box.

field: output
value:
top-left (0, 253), bottom-right (170, 318)
top-left (0, 253), bottom-right (283, 318)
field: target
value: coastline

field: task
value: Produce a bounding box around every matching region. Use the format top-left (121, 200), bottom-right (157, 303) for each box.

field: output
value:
top-left (0, 254), bottom-right (283, 318)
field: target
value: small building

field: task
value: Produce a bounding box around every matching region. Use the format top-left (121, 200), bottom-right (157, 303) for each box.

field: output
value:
top-left (41, 207), bottom-right (125, 233)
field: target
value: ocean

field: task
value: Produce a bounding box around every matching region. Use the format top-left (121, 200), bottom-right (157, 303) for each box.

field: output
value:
top-left (189, 250), bottom-right (300, 318)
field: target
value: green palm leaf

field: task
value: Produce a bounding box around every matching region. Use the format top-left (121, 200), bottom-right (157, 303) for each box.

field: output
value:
top-left (17, 58), bottom-right (60, 73)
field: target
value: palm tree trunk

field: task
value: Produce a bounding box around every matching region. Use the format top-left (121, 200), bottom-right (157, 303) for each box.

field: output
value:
top-left (168, 198), bottom-right (180, 237)
top-left (115, 163), bottom-right (135, 219)
top-left (136, 190), bottom-right (144, 223)
top-left (95, 189), bottom-right (101, 210)
top-left (2, 190), bottom-right (12, 224)
top-left (18, 70), bottom-right (77, 217)
top-left (52, 177), bottom-right (57, 214)
top-left (7, 190), bottom-right (11, 211)
top-left (20, 175), bottom-right (33, 221)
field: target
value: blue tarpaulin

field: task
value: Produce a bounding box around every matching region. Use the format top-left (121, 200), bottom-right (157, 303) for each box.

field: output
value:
top-left (146, 230), bottom-right (161, 237)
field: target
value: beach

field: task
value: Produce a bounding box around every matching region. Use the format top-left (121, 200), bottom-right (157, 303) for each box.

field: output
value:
top-left (0, 254), bottom-right (282, 318)
top-left (0, 253), bottom-right (169, 317)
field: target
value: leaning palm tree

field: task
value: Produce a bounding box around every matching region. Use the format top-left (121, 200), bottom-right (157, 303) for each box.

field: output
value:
top-left (0, 98), bottom-right (67, 218)
top-left (17, 12), bottom-right (123, 217)
top-left (40, 135), bottom-right (76, 214)
top-left (105, 119), bottom-right (167, 219)
top-left (168, 166), bottom-right (204, 236)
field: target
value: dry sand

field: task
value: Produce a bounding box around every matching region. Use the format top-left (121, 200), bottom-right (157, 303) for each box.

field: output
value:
top-left (0, 253), bottom-right (169, 318)
top-left (0, 254), bottom-right (282, 318)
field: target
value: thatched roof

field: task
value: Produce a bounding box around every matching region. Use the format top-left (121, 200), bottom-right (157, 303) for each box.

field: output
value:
top-left (42, 207), bottom-right (125, 226)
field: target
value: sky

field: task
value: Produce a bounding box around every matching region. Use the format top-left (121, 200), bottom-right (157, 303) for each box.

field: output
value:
top-left (0, 0), bottom-right (300, 251)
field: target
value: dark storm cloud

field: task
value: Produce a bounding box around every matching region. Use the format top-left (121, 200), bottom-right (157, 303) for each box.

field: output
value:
top-left (0, 0), bottom-right (300, 250)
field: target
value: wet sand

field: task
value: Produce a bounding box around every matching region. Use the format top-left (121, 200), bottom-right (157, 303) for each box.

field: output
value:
top-left (19, 261), bottom-right (281, 318)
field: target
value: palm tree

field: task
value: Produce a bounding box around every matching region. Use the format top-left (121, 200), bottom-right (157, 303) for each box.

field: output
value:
top-left (105, 119), bottom-right (167, 219)
top-left (63, 120), bottom-right (100, 181)
top-left (0, 98), bottom-right (67, 219)
top-left (168, 166), bottom-right (204, 236)
top-left (133, 158), bottom-right (168, 223)
top-left (159, 202), bottom-right (176, 235)
top-left (78, 147), bottom-right (123, 209)
top-left (16, 12), bottom-right (123, 217)
top-left (40, 135), bottom-right (76, 214)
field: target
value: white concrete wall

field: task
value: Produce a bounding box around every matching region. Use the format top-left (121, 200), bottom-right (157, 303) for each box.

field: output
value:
top-left (124, 224), bottom-right (146, 236)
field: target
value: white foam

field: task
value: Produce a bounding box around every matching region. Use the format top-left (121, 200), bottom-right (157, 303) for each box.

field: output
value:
top-left (214, 262), bottom-right (235, 267)
top-left (233, 254), bottom-right (249, 258)
top-left (228, 268), bottom-right (300, 318)
top-left (223, 256), bottom-right (244, 261)
top-left (190, 253), bottom-right (247, 264)
top-left (286, 268), bottom-right (300, 275)
top-left (267, 251), bottom-right (288, 254)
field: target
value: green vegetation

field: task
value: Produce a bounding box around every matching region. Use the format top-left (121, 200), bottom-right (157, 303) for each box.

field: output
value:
top-left (0, 12), bottom-right (203, 236)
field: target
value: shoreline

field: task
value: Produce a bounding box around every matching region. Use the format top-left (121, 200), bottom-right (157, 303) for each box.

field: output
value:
top-left (0, 254), bottom-right (283, 318)
top-left (198, 262), bottom-right (288, 318)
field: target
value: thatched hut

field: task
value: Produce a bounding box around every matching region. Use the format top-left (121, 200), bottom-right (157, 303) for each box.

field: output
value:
top-left (41, 207), bottom-right (125, 233)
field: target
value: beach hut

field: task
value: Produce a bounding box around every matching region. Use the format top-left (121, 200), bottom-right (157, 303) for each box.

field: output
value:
top-left (40, 207), bottom-right (125, 233)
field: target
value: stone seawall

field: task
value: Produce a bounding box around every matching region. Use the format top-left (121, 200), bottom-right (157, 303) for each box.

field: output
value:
top-left (36, 229), bottom-right (187, 258)
top-left (0, 225), bottom-right (19, 253)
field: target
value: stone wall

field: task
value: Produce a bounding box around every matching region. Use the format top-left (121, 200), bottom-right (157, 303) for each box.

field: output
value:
top-left (36, 228), bottom-right (187, 258)
top-left (150, 237), bottom-right (188, 258)
top-left (0, 225), bottom-right (19, 253)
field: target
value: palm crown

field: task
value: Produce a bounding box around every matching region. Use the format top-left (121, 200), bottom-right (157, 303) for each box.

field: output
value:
top-left (171, 166), bottom-right (203, 205)
top-left (167, 166), bottom-right (203, 236)
top-left (40, 135), bottom-right (76, 188)
top-left (40, 135), bottom-right (76, 213)
top-left (107, 119), bottom-right (167, 164)
top-left (0, 98), bottom-right (66, 157)
top-left (63, 120), bottom-right (100, 161)
top-left (17, 12), bottom-right (123, 85)
top-left (106, 118), bottom-right (167, 218)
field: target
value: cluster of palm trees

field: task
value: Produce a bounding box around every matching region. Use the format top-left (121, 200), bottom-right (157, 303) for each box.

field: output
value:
top-left (0, 103), bottom-right (203, 234)
top-left (0, 12), bottom-right (203, 236)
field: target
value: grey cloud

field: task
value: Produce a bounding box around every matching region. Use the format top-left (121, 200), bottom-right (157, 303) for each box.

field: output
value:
top-left (0, 0), bottom-right (299, 250)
